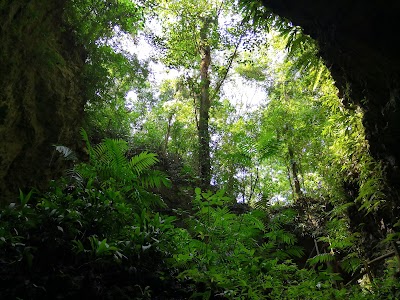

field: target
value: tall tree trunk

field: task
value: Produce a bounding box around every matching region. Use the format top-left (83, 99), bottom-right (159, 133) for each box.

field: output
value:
top-left (198, 17), bottom-right (212, 188)
top-left (288, 145), bottom-right (303, 199)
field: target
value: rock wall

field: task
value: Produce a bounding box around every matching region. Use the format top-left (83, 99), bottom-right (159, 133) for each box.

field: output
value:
top-left (0, 0), bottom-right (86, 203)
top-left (262, 0), bottom-right (400, 202)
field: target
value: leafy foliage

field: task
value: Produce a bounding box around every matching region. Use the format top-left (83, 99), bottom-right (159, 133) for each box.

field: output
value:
top-left (0, 154), bottom-right (179, 299)
top-left (74, 129), bottom-right (170, 209)
top-left (3, 0), bottom-right (400, 298)
top-left (164, 189), bottom-right (365, 299)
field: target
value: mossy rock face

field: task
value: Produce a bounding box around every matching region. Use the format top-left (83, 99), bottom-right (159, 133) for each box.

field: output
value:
top-left (0, 0), bottom-right (86, 203)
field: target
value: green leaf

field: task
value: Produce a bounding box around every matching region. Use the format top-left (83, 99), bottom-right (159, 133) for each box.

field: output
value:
top-left (19, 189), bottom-right (33, 207)
top-left (307, 253), bottom-right (335, 266)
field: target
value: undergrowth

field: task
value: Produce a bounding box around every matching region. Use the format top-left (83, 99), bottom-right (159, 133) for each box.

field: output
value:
top-left (0, 135), bottom-right (399, 299)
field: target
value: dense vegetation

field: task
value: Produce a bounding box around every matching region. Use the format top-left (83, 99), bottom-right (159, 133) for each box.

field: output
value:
top-left (1, 0), bottom-right (399, 299)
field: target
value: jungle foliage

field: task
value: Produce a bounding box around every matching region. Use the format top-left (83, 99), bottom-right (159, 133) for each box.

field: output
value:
top-left (1, 0), bottom-right (400, 299)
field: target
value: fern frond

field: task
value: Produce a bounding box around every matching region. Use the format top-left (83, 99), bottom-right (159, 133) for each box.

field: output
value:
top-left (307, 253), bottom-right (335, 266)
top-left (260, 241), bottom-right (276, 254)
top-left (65, 168), bottom-right (84, 189)
top-left (267, 208), bottom-right (297, 231)
top-left (243, 213), bottom-right (265, 232)
top-left (80, 128), bottom-right (94, 160)
top-left (284, 245), bottom-right (304, 258)
top-left (93, 139), bottom-right (127, 166)
top-left (212, 207), bottom-right (232, 222)
top-left (258, 132), bottom-right (282, 160)
top-left (140, 170), bottom-right (171, 189)
top-left (274, 246), bottom-right (304, 260)
top-left (281, 232), bottom-right (296, 245)
top-left (328, 202), bottom-right (354, 218)
top-left (253, 197), bottom-right (270, 210)
top-left (340, 253), bottom-right (361, 274)
top-left (129, 152), bottom-right (159, 175)
top-left (265, 229), bottom-right (296, 245)
top-left (54, 145), bottom-right (77, 161)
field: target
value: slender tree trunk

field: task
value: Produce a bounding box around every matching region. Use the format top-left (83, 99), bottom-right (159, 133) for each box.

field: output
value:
top-left (248, 168), bottom-right (259, 203)
top-left (286, 165), bottom-right (295, 199)
top-left (164, 114), bottom-right (173, 156)
top-left (288, 145), bottom-right (303, 199)
top-left (198, 17), bottom-right (212, 188)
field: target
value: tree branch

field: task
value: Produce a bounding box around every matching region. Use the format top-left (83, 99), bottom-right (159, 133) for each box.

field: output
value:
top-left (210, 30), bottom-right (244, 101)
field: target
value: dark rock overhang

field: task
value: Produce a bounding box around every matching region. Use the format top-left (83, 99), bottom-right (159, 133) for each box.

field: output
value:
top-left (261, 0), bottom-right (400, 194)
